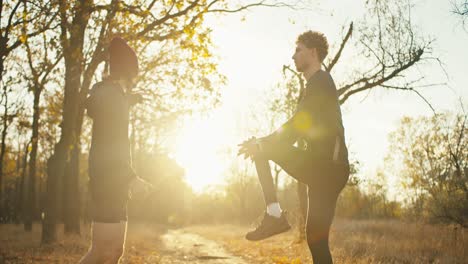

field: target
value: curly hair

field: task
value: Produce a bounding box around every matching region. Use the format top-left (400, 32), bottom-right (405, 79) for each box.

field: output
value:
top-left (296, 31), bottom-right (329, 62)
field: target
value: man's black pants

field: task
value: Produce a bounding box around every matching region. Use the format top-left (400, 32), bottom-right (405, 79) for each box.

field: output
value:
top-left (253, 141), bottom-right (349, 264)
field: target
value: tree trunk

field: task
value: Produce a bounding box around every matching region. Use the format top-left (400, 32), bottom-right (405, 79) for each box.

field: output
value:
top-left (62, 43), bottom-right (106, 234)
top-left (0, 58), bottom-right (4, 83)
top-left (24, 88), bottom-right (41, 231)
top-left (14, 177), bottom-right (21, 224)
top-left (0, 87), bottom-right (8, 220)
top-left (38, 171), bottom-right (46, 222)
top-left (20, 143), bottom-right (29, 227)
top-left (61, 55), bottom-right (104, 234)
top-left (42, 74), bottom-right (81, 242)
top-left (63, 143), bottom-right (80, 234)
top-left (61, 62), bottom-right (89, 234)
top-left (53, 0), bottom-right (95, 238)
top-left (42, 150), bottom-right (63, 244)
top-left (14, 146), bottom-right (23, 224)
top-left (62, 70), bottom-right (95, 234)
top-left (41, 0), bottom-right (88, 238)
top-left (42, 56), bottom-right (84, 243)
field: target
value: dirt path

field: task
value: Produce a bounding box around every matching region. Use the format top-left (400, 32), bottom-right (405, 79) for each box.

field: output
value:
top-left (156, 229), bottom-right (247, 264)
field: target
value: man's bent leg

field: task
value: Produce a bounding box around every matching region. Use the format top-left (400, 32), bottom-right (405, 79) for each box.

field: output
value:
top-left (258, 140), bottom-right (349, 261)
top-left (260, 140), bottom-right (313, 185)
top-left (245, 146), bottom-right (292, 241)
top-left (253, 156), bottom-right (278, 205)
top-left (79, 221), bottom-right (127, 264)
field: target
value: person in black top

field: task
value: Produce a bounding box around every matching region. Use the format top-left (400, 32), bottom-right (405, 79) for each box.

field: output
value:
top-left (239, 31), bottom-right (349, 264)
top-left (80, 37), bottom-right (150, 264)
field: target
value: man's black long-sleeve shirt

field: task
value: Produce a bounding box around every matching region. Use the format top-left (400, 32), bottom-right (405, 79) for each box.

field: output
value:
top-left (270, 70), bottom-right (349, 164)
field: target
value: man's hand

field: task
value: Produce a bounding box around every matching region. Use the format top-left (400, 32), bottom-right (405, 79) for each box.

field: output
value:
top-left (238, 136), bottom-right (261, 160)
top-left (130, 177), bottom-right (153, 197)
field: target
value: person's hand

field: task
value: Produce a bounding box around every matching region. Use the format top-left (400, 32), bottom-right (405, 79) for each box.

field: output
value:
top-left (128, 93), bottom-right (145, 105)
top-left (130, 177), bottom-right (153, 197)
top-left (237, 136), bottom-right (254, 157)
top-left (238, 136), bottom-right (260, 160)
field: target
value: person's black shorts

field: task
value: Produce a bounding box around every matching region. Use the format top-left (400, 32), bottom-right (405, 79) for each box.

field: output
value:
top-left (88, 176), bottom-right (130, 223)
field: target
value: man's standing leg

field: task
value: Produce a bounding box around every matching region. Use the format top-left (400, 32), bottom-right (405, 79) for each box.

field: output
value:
top-left (79, 221), bottom-right (127, 264)
top-left (305, 188), bottom-right (338, 264)
top-left (305, 165), bottom-right (347, 264)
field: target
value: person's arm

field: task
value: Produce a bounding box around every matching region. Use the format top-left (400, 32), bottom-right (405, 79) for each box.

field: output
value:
top-left (238, 119), bottom-right (299, 159)
top-left (273, 75), bottom-right (336, 143)
top-left (239, 74), bottom-right (338, 159)
top-left (127, 93), bottom-right (144, 106)
top-left (269, 118), bottom-right (298, 145)
top-left (84, 83), bottom-right (103, 119)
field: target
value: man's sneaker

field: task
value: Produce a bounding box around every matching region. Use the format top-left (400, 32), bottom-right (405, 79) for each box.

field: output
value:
top-left (245, 211), bottom-right (291, 241)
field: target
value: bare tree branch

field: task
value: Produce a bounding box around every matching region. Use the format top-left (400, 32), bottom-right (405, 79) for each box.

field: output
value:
top-left (136, 0), bottom-right (201, 38)
top-left (385, 85), bottom-right (436, 114)
top-left (452, 0), bottom-right (468, 16)
top-left (339, 50), bottom-right (423, 101)
top-left (325, 22), bottom-right (353, 72)
top-left (207, 0), bottom-right (299, 13)
top-left (4, 0), bottom-right (22, 41)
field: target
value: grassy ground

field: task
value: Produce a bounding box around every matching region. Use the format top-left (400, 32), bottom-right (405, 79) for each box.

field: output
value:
top-left (0, 219), bottom-right (466, 263)
top-left (0, 223), bottom-right (165, 263)
top-left (188, 219), bottom-right (466, 264)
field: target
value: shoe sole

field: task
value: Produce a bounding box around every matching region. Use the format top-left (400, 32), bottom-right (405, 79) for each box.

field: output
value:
top-left (245, 224), bottom-right (291, 241)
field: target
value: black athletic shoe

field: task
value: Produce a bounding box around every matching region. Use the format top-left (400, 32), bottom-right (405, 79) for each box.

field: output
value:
top-left (245, 211), bottom-right (291, 241)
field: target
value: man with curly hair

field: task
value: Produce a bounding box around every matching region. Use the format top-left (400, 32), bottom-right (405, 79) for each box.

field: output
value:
top-left (239, 31), bottom-right (349, 263)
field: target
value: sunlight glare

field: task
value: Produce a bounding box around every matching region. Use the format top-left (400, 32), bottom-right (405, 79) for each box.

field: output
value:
top-left (173, 117), bottom-right (228, 193)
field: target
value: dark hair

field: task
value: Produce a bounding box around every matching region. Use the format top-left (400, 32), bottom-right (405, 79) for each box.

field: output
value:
top-left (296, 31), bottom-right (329, 62)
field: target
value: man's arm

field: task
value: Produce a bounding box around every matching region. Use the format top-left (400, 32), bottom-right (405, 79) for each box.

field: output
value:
top-left (260, 119), bottom-right (297, 145)
top-left (267, 74), bottom-right (336, 144)
top-left (239, 73), bottom-right (337, 159)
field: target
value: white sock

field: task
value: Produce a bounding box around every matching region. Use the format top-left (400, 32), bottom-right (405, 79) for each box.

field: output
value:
top-left (266, 202), bottom-right (282, 218)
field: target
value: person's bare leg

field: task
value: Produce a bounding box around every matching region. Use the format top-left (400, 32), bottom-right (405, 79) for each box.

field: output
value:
top-left (79, 221), bottom-right (127, 264)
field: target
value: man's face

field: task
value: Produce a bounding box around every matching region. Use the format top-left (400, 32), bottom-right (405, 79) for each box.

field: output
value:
top-left (292, 42), bottom-right (316, 73)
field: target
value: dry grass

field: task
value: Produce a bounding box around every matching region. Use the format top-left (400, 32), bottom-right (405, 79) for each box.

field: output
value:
top-left (188, 219), bottom-right (467, 264)
top-left (0, 223), bottom-right (87, 263)
top-left (0, 223), bottom-right (165, 263)
top-left (0, 219), bottom-right (466, 263)
top-left (330, 219), bottom-right (466, 264)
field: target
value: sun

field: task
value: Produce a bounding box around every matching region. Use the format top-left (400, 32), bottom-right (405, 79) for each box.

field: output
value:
top-left (172, 116), bottom-right (228, 192)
